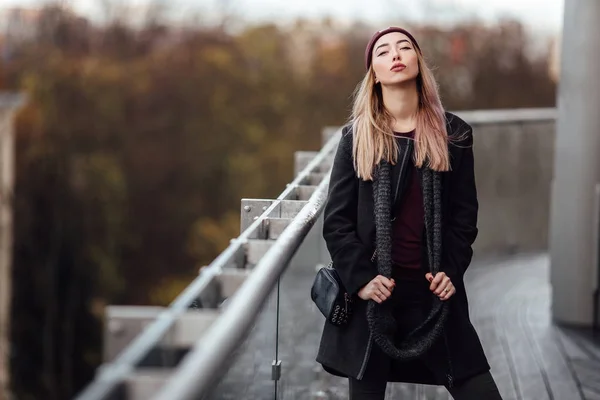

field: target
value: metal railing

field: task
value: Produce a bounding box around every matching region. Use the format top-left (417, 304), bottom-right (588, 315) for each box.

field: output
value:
top-left (75, 127), bottom-right (341, 400)
top-left (154, 165), bottom-right (330, 400)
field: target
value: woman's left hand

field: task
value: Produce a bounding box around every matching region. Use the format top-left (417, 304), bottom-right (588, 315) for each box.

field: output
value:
top-left (425, 272), bottom-right (455, 301)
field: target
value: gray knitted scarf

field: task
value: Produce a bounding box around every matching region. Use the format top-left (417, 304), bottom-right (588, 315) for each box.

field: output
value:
top-left (367, 158), bottom-right (449, 361)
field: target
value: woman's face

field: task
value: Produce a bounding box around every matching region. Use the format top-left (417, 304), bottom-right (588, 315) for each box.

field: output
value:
top-left (371, 32), bottom-right (419, 86)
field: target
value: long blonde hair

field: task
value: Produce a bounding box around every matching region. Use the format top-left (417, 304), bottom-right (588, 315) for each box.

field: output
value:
top-left (351, 43), bottom-right (449, 180)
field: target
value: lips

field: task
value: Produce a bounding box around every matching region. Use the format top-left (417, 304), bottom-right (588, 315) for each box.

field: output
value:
top-left (391, 63), bottom-right (406, 72)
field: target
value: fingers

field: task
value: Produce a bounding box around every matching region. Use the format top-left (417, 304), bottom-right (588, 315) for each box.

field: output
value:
top-left (433, 275), bottom-right (451, 296)
top-left (377, 275), bottom-right (395, 291)
top-left (366, 273), bottom-right (456, 303)
top-left (425, 272), bottom-right (456, 301)
top-left (369, 275), bottom-right (395, 303)
top-left (372, 290), bottom-right (386, 303)
top-left (370, 284), bottom-right (387, 303)
top-left (427, 272), bottom-right (446, 292)
top-left (439, 284), bottom-right (456, 301)
top-left (375, 282), bottom-right (392, 298)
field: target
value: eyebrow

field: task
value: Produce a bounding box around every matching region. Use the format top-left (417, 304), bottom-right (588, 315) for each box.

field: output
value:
top-left (375, 39), bottom-right (411, 52)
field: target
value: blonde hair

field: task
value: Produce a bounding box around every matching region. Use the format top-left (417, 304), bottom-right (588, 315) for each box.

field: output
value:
top-left (351, 44), bottom-right (450, 180)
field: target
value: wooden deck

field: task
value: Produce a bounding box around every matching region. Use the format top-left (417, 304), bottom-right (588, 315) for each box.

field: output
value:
top-left (313, 254), bottom-right (600, 400)
top-left (209, 254), bottom-right (600, 400)
top-left (463, 254), bottom-right (600, 400)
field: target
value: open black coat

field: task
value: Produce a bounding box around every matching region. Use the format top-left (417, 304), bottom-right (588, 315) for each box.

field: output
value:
top-left (316, 112), bottom-right (491, 385)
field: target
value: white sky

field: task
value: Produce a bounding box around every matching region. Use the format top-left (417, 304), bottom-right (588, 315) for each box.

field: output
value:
top-left (1, 0), bottom-right (564, 33)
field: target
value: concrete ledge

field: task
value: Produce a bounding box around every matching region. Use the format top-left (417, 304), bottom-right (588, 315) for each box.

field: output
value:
top-left (454, 107), bottom-right (557, 125)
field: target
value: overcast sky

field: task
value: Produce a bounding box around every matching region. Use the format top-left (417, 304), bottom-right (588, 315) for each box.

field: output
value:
top-left (1, 0), bottom-right (564, 33)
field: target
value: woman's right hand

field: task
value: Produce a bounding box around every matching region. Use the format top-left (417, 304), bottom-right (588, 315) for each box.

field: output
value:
top-left (358, 275), bottom-right (395, 303)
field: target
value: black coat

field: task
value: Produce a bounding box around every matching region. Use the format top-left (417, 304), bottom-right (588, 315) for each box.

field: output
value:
top-left (316, 112), bottom-right (491, 385)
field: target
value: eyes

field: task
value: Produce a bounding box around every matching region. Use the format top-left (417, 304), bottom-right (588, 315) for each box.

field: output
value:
top-left (377, 46), bottom-right (411, 57)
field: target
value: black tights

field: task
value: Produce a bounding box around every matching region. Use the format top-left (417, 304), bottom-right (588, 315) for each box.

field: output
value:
top-left (349, 370), bottom-right (503, 400)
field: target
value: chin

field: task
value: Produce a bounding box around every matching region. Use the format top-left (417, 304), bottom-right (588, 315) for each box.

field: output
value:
top-left (385, 76), bottom-right (417, 86)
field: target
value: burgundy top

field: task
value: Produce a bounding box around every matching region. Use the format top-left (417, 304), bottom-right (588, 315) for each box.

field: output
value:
top-left (391, 130), bottom-right (424, 275)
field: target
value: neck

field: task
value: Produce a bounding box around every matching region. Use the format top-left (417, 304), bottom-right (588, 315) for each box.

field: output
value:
top-left (381, 80), bottom-right (419, 131)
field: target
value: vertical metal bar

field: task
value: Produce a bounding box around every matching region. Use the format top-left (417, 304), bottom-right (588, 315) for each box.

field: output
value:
top-left (594, 184), bottom-right (600, 330)
top-left (274, 277), bottom-right (281, 399)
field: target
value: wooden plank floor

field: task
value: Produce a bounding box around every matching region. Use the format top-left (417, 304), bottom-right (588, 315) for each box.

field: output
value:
top-left (209, 254), bottom-right (600, 399)
top-left (312, 254), bottom-right (600, 400)
top-left (462, 254), bottom-right (600, 400)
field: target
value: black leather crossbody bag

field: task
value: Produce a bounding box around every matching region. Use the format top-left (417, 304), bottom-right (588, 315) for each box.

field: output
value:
top-left (310, 250), bottom-right (376, 327)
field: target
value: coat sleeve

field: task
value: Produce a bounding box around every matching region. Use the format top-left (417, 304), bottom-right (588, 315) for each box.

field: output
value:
top-left (443, 127), bottom-right (478, 280)
top-left (323, 127), bottom-right (378, 296)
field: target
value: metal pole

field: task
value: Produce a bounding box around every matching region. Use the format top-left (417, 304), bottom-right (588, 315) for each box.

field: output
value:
top-left (549, 0), bottom-right (600, 325)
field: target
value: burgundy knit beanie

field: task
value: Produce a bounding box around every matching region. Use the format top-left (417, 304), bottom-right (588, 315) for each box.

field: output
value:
top-left (364, 27), bottom-right (421, 71)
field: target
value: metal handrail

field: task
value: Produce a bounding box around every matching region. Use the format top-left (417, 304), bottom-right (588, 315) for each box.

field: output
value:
top-left (74, 127), bottom-right (341, 400)
top-left (154, 173), bottom-right (330, 400)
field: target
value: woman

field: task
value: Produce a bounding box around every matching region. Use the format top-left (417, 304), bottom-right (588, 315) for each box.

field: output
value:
top-left (316, 27), bottom-right (503, 400)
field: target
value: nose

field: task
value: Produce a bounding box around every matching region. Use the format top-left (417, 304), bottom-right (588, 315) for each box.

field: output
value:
top-left (391, 47), bottom-right (401, 61)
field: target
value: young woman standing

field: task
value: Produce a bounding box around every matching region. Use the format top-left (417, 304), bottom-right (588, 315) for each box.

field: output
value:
top-left (316, 27), bottom-right (503, 400)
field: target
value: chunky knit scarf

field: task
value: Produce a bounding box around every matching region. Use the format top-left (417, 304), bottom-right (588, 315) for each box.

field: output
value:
top-left (367, 158), bottom-right (449, 361)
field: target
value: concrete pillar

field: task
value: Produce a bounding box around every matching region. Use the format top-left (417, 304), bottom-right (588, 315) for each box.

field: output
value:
top-left (0, 93), bottom-right (25, 400)
top-left (549, 0), bottom-right (600, 326)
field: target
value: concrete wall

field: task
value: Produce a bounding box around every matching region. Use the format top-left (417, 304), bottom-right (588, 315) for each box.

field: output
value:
top-left (455, 108), bottom-right (557, 257)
